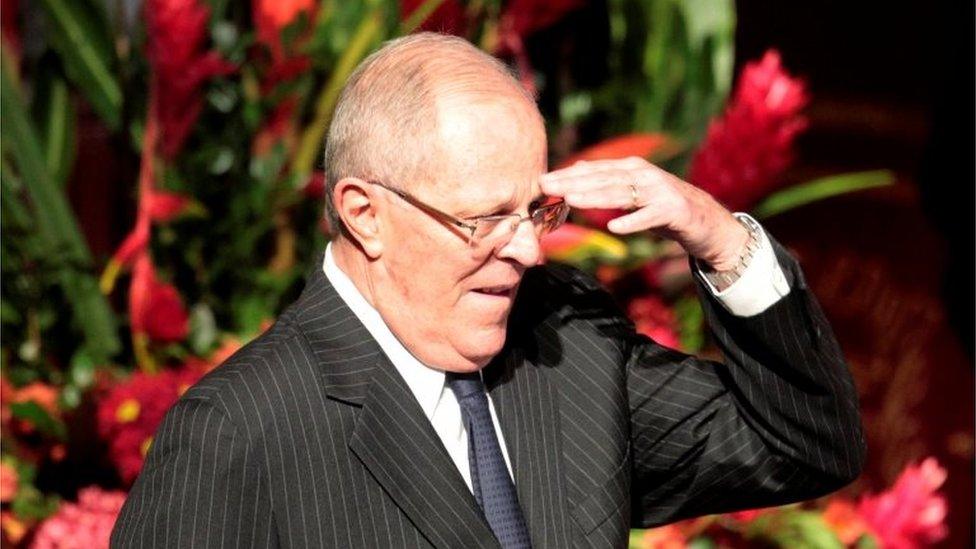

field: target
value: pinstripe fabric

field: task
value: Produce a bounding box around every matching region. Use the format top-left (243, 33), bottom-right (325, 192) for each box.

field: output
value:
top-left (110, 230), bottom-right (865, 548)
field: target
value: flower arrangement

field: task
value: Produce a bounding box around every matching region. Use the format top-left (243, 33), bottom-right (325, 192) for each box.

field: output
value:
top-left (632, 458), bottom-right (949, 548)
top-left (0, 0), bottom-right (925, 546)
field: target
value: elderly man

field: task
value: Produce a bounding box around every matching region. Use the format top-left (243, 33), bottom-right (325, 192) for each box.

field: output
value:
top-left (111, 33), bottom-right (865, 548)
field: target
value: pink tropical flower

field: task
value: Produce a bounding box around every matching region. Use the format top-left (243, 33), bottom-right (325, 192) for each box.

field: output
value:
top-left (30, 486), bottom-right (127, 549)
top-left (627, 296), bottom-right (681, 350)
top-left (688, 50), bottom-right (808, 212)
top-left (856, 457), bottom-right (948, 549)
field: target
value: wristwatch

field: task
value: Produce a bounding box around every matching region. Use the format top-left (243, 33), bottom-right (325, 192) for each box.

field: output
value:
top-left (701, 214), bottom-right (763, 292)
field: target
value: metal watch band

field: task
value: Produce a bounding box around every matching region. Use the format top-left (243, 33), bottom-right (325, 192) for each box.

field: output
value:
top-left (702, 215), bottom-right (763, 292)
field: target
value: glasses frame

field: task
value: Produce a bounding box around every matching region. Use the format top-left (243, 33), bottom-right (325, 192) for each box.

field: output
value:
top-left (365, 179), bottom-right (568, 245)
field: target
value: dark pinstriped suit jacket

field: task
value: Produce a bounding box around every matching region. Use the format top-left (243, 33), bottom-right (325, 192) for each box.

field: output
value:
top-left (111, 231), bottom-right (865, 548)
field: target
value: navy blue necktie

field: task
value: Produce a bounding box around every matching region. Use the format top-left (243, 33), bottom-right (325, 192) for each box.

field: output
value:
top-left (446, 372), bottom-right (531, 549)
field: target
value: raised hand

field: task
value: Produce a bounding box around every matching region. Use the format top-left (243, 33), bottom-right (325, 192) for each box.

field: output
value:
top-left (540, 157), bottom-right (750, 271)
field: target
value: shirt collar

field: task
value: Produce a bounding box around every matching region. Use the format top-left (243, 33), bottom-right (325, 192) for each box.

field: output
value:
top-left (322, 242), bottom-right (445, 419)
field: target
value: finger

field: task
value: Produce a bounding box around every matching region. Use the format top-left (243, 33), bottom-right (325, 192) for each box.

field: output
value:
top-left (541, 168), bottom-right (636, 196)
top-left (541, 158), bottom-right (647, 191)
top-left (550, 157), bottom-right (648, 177)
top-left (606, 206), bottom-right (666, 235)
top-left (563, 184), bottom-right (636, 210)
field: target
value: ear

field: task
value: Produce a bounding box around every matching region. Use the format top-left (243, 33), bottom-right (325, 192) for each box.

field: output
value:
top-left (332, 177), bottom-right (385, 259)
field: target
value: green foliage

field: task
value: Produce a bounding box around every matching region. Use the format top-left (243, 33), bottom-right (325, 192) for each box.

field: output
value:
top-left (600, 0), bottom-right (735, 143)
top-left (0, 50), bottom-right (120, 364)
top-left (752, 170), bottom-right (896, 219)
top-left (34, 0), bottom-right (121, 130)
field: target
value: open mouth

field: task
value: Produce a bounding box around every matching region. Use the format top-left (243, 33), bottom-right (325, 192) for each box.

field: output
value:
top-left (472, 285), bottom-right (515, 298)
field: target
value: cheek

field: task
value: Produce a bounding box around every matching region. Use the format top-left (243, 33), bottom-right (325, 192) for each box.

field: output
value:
top-left (385, 228), bottom-right (471, 308)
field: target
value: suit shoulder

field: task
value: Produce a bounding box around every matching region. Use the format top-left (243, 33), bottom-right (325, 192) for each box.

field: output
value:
top-left (178, 316), bottom-right (315, 429)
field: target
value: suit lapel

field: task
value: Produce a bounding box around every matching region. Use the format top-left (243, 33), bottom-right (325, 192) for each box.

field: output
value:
top-left (485, 345), bottom-right (574, 547)
top-left (291, 253), bottom-right (498, 548)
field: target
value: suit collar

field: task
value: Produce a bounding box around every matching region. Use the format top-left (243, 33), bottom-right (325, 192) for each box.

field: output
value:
top-left (290, 250), bottom-right (573, 546)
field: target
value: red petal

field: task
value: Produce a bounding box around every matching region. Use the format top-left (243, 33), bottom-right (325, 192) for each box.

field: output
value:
top-left (146, 190), bottom-right (191, 222)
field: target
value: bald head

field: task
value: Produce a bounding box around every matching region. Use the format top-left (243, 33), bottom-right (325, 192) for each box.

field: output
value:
top-left (323, 32), bottom-right (543, 233)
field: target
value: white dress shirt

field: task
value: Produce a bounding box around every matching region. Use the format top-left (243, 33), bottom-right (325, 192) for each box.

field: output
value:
top-left (321, 212), bottom-right (789, 495)
top-left (323, 244), bottom-right (515, 492)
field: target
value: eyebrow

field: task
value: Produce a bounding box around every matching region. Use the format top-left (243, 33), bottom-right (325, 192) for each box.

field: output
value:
top-left (464, 192), bottom-right (548, 219)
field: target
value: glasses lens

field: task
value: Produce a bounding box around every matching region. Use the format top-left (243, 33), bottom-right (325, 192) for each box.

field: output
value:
top-left (533, 202), bottom-right (569, 234)
top-left (471, 216), bottom-right (518, 246)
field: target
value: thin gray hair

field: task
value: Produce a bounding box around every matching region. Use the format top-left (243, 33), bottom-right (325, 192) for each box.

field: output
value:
top-left (322, 32), bottom-right (536, 235)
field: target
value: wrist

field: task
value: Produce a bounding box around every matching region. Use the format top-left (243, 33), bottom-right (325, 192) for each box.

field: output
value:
top-left (704, 219), bottom-right (751, 272)
top-left (700, 214), bottom-right (763, 291)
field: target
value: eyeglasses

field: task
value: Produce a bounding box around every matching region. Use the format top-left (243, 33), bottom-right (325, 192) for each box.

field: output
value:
top-left (366, 179), bottom-right (569, 248)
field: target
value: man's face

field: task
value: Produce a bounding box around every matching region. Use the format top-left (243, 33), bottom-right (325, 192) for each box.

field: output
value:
top-left (372, 96), bottom-right (547, 372)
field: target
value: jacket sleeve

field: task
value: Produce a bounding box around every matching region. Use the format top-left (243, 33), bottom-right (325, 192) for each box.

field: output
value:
top-left (110, 396), bottom-right (277, 547)
top-left (626, 230), bottom-right (866, 526)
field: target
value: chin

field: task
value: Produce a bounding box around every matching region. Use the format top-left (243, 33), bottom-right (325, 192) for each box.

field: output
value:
top-left (455, 325), bottom-right (508, 367)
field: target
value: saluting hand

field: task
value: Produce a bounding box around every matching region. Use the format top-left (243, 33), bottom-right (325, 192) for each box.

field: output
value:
top-left (540, 157), bottom-right (750, 271)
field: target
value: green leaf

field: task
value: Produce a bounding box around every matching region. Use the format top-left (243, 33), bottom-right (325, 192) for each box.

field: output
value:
top-left (399, 0), bottom-right (448, 34)
top-left (688, 538), bottom-right (716, 549)
top-left (674, 294), bottom-right (705, 352)
top-left (35, 74), bottom-right (77, 187)
top-left (752, 170), bottom-right (896, 219)
top-left (292, 7), bottom-right (384, 177)
top-left (0, 50), bottom-right (121, 360)
top-left (36, 0), bottom-right (122, 130)
top-left (10, 401), bottom-right (67, 440)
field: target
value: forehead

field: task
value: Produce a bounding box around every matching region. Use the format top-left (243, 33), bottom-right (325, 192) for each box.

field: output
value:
top-left (424, 95), bottom-right (546, 209)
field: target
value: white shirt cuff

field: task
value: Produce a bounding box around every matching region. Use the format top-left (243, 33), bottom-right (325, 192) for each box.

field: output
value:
top-left (694, 213), bottom-right (792, 317)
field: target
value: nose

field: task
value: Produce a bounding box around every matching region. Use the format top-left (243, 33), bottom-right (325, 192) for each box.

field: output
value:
top-left (496, 218), bottom-right (542, 267)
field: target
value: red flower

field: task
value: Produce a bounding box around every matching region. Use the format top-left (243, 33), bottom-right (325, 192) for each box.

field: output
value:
top-left (688, 50), bottom-right (808, 212)
top-left (254, 0), bottom-right (316, 62)
top-left (146, 0), bottom-right (235, 159)
top-left (96, 365), bottom-right (206, 483)
top-left (823, 498), bottom-right (872, 545)
top-left (253, 0), bottom-right (316, 95)
top-left (1, 0), bottom-right (20, 62)
top-left (302, 171), bottom-right (326, 199)
top-left (627, 296), bottom-right (681, 350)
top-left (129, 253), bottom-right (189, 343)
top-left (400, 0), bottom-right (466, 34)
top-left (30, 486), bottom-right (126, 548)
top-left (856, 457), bottom-right (948, 549)
top-left (0, 462), bottom-right (18, 503)
top-left (641, 524), bottom-right (686, 549)
top-left (146, 189), bottom-right (192, 222)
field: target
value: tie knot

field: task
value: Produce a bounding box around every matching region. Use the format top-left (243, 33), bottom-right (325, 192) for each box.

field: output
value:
top-left (445, 371), bottom-right (485, 401)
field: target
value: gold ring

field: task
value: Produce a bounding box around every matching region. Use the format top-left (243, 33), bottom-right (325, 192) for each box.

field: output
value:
top-left (629, 181), bottom-right (640, 209)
